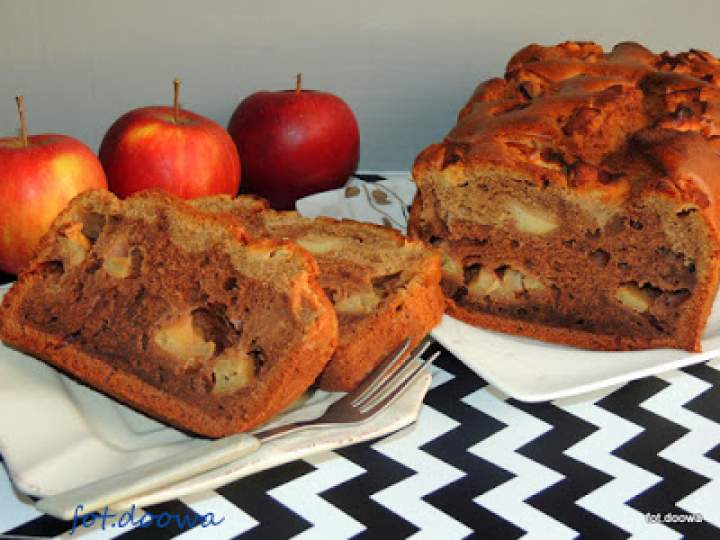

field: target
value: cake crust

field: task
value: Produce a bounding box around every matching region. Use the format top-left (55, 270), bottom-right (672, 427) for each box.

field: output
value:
top-left (410, 41), bottom-right (720, 351)
top-left (414, 42), bottom-right (720, 213)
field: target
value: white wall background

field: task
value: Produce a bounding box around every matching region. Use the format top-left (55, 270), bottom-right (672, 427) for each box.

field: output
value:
top-left (1, 0), bottom-right (718, 171)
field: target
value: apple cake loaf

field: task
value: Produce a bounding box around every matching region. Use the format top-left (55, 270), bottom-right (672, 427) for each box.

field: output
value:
top-left (191, 195), bottom-right (444, 391)
top-left (410, 41), bottom-right (720, 351)
top-left (0, 190), bottom-right (338, 437)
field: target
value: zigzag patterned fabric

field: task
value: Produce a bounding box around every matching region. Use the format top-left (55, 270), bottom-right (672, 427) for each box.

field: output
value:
top-left (2, 342), bottom-right (718, 539)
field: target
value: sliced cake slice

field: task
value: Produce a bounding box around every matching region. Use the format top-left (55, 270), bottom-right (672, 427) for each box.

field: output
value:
top-left (191, 195), bottom-right (444, 391)
top-left (0, 189), bottom-right (338, 437)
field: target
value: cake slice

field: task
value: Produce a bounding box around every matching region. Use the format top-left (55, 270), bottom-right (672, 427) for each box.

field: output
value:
top-left (0, 189), bottom-right (338, 437)
top-left (410, 41), bottom-right (720, 351)
top-left (191, 195), bottom-right (444, 391)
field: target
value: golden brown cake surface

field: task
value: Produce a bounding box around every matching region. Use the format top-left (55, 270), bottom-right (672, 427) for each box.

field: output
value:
top-left (192, 195), bottom-right (444, 391)
top-left (0, 190), bottom-right (338, 437)
top-left (410, 41), bottom-right (720, 351)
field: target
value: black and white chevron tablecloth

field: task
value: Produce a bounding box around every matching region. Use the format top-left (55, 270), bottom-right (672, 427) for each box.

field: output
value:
top-left (1, 177), bottom-right (719, 539)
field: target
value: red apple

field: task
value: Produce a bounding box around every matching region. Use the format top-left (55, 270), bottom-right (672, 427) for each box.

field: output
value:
top-left (228, 74), bottom-right (359, 209)
top-left (100, 79), bottom-right (240, 199)
top-left (0, 96), bottom-right (108, 275)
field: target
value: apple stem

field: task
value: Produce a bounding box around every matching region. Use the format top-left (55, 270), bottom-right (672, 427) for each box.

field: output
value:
top-left (296, 73), bottom-right (302, 93)
top-left (15, 96), bottom-right (28, 148)
top-left (173, 77), bottom-right (181, 123)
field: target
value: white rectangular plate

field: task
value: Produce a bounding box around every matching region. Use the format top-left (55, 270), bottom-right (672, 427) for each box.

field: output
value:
top-left (297, 174), bottom-right (720, 401)
top-left (431, 300), bottom-right (720, 401)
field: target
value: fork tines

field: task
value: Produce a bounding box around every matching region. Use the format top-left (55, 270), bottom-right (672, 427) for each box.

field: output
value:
top-left (352, 336), bottom-right (439, 414)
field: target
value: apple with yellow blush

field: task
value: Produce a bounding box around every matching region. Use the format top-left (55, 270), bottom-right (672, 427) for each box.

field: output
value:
top-left (0, 96), bottom-right (108, 275)
top-left (100, 79), bottom-right (241, 199)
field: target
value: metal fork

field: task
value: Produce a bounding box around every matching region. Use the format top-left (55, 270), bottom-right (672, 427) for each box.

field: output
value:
top-left (36, 337), bottom-right (440, 520)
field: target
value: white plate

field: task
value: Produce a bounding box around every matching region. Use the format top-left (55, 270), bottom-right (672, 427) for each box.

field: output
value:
top-left (298, 174), bottom-right (720, 401)
top-left (0, 284), bottom-right (430, 503)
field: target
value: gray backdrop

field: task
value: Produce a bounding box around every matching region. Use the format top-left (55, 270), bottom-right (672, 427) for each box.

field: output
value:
top-left (1, 0), bottom-right (718, 171)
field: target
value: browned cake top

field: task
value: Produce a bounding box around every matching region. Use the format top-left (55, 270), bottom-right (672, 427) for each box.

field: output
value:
top-left (414, 41), bottom-right (720, 230)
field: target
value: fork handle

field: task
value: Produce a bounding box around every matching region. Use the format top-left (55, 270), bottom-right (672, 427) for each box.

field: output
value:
top-left (36, 433), bottom-right (261, 520)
